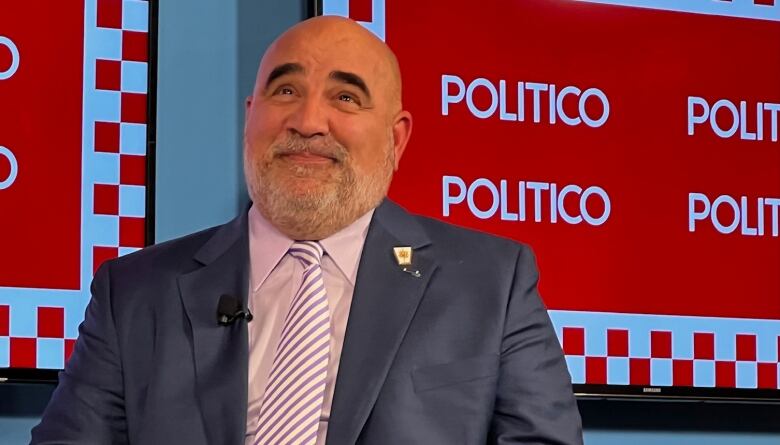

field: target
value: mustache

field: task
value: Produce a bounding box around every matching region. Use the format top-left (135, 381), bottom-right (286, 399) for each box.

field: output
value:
top-left (271, 136), bottom-right (348, 163)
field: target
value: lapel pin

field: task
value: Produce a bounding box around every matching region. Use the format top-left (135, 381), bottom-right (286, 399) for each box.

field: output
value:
top-left (402, 267), bottom-right (422, 278)
top-left (393, 246), bottom-right (412, 266)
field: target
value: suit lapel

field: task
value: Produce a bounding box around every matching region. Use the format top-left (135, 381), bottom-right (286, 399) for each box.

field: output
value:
top-left (327, 201), bottom-right (438, 445)
top-left (178, 214), bottom-right (250, 445)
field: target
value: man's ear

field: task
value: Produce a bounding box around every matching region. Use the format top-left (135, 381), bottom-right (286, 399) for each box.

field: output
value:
top-left (391, 110), bottom-right (413, 171)
top-left (244, 96), bottom-right (253, 132)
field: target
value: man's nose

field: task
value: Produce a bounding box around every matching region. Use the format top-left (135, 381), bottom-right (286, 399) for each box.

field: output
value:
top-left (286, 97), bottom-right (329, 137)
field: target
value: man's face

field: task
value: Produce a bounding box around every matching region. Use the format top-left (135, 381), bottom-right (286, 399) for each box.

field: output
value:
top-left (244, 19), bottom-right (411, 240)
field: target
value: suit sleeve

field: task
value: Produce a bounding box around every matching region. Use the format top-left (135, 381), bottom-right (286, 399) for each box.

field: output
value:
top-left (30, 262), bottom-right (128, 445)
top-left (488, 246), bottom-right (583, 445)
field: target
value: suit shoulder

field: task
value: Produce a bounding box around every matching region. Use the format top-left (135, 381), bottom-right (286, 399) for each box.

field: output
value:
top-left (412, 213), bottom-right (532, 258)
top-left (102, 224), bottom-right (222, 277)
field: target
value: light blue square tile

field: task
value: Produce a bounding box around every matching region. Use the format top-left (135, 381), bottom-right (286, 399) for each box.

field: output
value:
top-left (10, 307), bottom-right (35, 338)
top-left (92, 28), bottom-right (122, 60)
top-left (650, 359), bottom-right (673, 386)
top-left (90, 90), bottom-right (121, 122)
top-left (37, 338), bottom-right (64, 369)
top-left (121, 61), bottom-right (147, 93)
top-left (736, 362), bottom-right (758, 389)
top-left (119, 185), bottom-right (146, 217)
top-left (89, 215), bottom-right (120, 246)
top-left (0, 337), bottom-right (9, 367)
top-left (693, 360), bottom-right (715, 387)
top-left (122, 0), bottom-right (149, 32)
top-left (629, 329), bottom-right (650, 358)
top-left (757, 336), bottom-right (777, 363)
top-left (120, 123), bottom-right (147, 155)
top-left (565, 356), bottom-right (586, 384)
top-left (607, 357), bottom-right (630, 385)
top-left (65, 309), bottom-right (81, 340)
top-left (673, 331), bottom-right (693, 359)
top-left (585, 328), bottom-right (607, 357)
top-left (90, 153), bottom-right (120, 184)
top-left (715, 333), bottom-right (736, 361)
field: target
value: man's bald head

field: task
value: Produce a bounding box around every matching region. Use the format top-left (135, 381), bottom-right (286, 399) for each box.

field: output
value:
top-left (254, 16), bottom-right (403, 114)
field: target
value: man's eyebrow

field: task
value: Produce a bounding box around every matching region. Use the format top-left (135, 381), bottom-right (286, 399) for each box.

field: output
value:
top-left (265, 63), bottom-right (304, 89)
top-left (330, 70), bottom-right (371, 99)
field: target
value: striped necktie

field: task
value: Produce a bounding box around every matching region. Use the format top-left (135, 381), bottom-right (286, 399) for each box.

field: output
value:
top-left (252, 241), bottom-right (331, 445)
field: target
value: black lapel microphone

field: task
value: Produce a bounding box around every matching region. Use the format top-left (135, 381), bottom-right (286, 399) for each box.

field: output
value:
top-left (217, 294), bottom-right (253, 326)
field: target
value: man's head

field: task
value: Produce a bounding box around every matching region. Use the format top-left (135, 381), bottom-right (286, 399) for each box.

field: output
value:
top-left (244, 16), bottom-right (412, 240)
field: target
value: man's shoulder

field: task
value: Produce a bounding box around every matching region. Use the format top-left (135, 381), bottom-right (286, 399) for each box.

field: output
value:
top-left (102, 222), bottom-right (227, 278)
top-left (394, 204), bottom-right (531, 260)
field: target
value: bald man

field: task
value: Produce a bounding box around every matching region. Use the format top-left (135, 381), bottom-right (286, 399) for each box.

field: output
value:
top-left (32, 17), bottom-right (583, 445)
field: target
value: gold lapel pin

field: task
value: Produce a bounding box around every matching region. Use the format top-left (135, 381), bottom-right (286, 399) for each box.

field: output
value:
top-left (393, 246), bottom-right (413, 266)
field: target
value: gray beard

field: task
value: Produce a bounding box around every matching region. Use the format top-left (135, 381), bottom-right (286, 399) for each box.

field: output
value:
top-left (245, 149), bottom-right (392, 240)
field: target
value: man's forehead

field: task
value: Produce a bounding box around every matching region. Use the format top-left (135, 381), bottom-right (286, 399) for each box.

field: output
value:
top-left (255, 16), bottom-right (401, 105)
top-left (261, 34), bottom-right (383, 79)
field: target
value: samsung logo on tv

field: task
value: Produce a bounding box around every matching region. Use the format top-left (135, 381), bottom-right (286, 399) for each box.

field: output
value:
top-left (643, 387), bottom-right (662, 393)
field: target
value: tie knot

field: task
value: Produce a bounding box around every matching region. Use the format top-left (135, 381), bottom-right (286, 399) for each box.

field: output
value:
top-left (289, 241), bottom-right (324, 266)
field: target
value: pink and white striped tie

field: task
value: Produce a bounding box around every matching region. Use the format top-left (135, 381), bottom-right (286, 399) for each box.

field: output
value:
top-left (253, 241), bottom-right (331, 445)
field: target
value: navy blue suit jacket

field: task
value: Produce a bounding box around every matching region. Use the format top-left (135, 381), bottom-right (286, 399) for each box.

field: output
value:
top-left (31, 200), bottom-right (582, 444)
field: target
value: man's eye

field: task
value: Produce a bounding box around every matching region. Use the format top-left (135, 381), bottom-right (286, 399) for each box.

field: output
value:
top-left (338, 94), bottom-right (358, 104)
top-left (275, 87), bottom-right (295, 95)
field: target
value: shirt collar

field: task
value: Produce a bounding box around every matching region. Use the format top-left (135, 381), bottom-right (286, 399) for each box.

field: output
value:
top-left (248, 204), bottom-right (374, 291)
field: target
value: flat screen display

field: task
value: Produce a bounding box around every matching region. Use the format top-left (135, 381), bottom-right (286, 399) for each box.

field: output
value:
top-left (317, 0), bottom-right (780, 400)
top-left (0, 0), bottom-right (155, 381)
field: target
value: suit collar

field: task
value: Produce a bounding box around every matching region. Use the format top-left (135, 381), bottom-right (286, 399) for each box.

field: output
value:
top-left (327, 199), bottom-right (438, 445)
top-left (178, 212), bottom-right (250, 445)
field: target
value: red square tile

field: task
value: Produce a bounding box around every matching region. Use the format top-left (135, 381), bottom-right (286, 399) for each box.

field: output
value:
top-left (121, 93), bottom-right (147, 123)
top-left (715, 361), bottom-right (736, 388)
top-left (757, 363), bottom-right (778, 389)
top-left (122, 31), bottom-right (148, 62)
top-left (97, 0), bottom-right (122, 29)
top-left (651, 331), bottom-right (672, 358)
top-left (120, 154), bottom-right (146, 186)
top-left (93, 246), bottom-right (119, 274)
top-left (694, 332), bottom-right (714, 360)
top-left (349, 0), bottom-right (373, 22)
top-left (94, 184), bottom-right (119, 215)
top-left (629, 358), bottom-right (651, 385)
top-left (0, 305), bottom-right (8, 336)
top-left (736, 334), bottom-right (757, 361)
top-left (65, 339), bottom-right (77, 363)
top-left (673, 359), bottom-right (694, 386)
top-left (120, 217), bottom-right (146, 248)
top-left (754, 0), bottom-right (775, 6)
top-left (95, 59), bottom-right (121, 91)
top-left (37, 307), bottom-right (65, 338)
top-left (586, 356), bottom-right (607, 384)
top-left (10, 337), bottom-right (36, 368)
top-left (94, 121), bottom-right (120, 153)
top-left (562, 327), bottom-right (585, 356)
top-left (607, 329), bottom-right (629, 357)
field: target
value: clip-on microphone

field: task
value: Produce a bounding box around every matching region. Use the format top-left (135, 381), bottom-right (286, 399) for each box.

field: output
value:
top-left (217, 294), bottom-right (253, 326)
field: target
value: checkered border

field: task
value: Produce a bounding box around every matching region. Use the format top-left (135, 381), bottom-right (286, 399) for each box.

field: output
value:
top-left (575, 0), bottom-right (779, 22)
top-left (551, 311), bottom-right (780, 390)
top-left (0, 0), bottom-right (150, 370)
